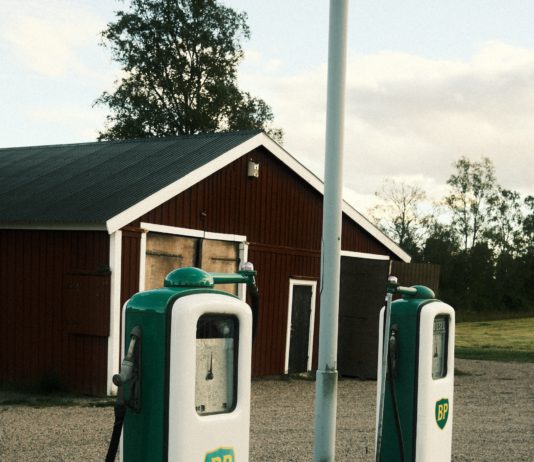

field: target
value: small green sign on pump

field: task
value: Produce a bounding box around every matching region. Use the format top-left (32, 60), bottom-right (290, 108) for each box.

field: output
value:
top-left (435, 398), bottom-right (450, 430)
top-left (205, 447), bottom-right (235, 462)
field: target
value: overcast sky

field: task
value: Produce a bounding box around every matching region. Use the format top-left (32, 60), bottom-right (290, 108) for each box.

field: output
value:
top-left (1, 0), bottom-right (533, 212)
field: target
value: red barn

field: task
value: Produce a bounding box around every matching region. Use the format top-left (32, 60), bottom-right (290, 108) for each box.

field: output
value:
top-left (0, 131), bottom-right (409, 394)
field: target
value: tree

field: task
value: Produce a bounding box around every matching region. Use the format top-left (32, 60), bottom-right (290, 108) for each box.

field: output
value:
top-left (523, 195), bottom-right (534, 254)
top-left (421, 221), bottom-right (463, 307)
top-left (484, 187), bottom-right (524, 256)
top-left (369, 178), bottom-right (427, 257)
top-left (95, 0), bottom-right (282, 141)
top-left (444, 157), bottom-right (497, 252)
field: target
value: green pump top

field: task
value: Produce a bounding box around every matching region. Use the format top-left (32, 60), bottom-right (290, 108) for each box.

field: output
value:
top-left (401, 285), bottom-right (435, 300)
top-left (386, 276), bottom-right (436, 300)
top-left (164, 267), bottom-right (215, 288)
top-left (163, 266), bottom-right (258, 292)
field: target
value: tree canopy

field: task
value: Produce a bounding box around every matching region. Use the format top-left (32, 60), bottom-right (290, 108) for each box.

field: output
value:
top-left (371, 157), bottom-right (534, 314)
top-left (95, 0), bottom-right (282, 141)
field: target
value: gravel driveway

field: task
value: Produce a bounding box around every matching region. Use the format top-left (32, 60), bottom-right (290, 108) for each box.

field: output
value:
top-left (0, 359), bottom-right (533, 461)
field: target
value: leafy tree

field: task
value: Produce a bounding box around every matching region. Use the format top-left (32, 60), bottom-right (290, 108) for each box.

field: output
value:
top-left (494, 252), bottom-right (527, 311)
top-left (421, 221), bottom-right (463, 306)
top-left (520, 196), bottom-right (534, 309)
top-left (523, 195), bottom-right (534, 254)
top-left (468, 242), bottom-right (495, 311)
top-left (444, 157), bottom-right (497, 252)
top-left (95, 0), bottom-right (282, 141)
top-left (485, 187), bottom-right (524, 256)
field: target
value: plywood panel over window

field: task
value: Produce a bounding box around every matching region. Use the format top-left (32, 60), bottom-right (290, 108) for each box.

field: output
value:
top-left (145, 233), bottom-right (196, 290)
top-left (145, 233), bottom-right (239, 293)
top-left (201, 239), bottom-right (239, 295)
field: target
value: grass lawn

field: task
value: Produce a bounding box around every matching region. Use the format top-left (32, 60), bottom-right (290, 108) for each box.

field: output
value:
top-left (455, 317), bottom-right (534, 362)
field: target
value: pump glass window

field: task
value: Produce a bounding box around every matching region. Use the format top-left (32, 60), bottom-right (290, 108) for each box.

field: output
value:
top-left (432, 315), bottom-right (449, 379)
top-left (195, 315), bottom-right (238, 415)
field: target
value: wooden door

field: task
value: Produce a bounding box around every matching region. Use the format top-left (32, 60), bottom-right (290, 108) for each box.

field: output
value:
top-left (287, 282), bottom-right (315, 374)
top-left (338, 256), bottom-right (390, 379)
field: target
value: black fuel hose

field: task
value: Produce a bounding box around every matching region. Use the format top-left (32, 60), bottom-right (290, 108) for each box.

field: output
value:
top-left (250, 289), bottom-right (259, 342)
top-left (105, 327), bottom-right (141, 462)
top-left (105, 399), bottom-right (126, 462)
top-left (388, 329), bottom-right (406, 462)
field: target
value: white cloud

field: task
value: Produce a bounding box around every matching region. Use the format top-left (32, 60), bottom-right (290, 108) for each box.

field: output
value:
top-left (0, 0), bottom-right (111, 80)
top-left (239, 41), bottom-right (534, 211)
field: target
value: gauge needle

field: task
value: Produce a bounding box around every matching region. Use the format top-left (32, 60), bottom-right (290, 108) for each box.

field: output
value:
top-left (206, 352), bottom-right (214, 380)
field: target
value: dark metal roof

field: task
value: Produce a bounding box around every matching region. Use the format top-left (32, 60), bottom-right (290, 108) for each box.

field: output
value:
top-left (0, 130), bottom-right (261, 226)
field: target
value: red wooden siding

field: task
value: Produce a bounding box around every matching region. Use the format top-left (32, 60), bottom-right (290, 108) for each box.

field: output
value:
top-left (0, 230), bottom-right (110, 394)
top-left (342, 215), bottom-right (398, 258)
top-left (133, 147), bottom-right (397, 255)
top-left (120, 147), bottom-right (400, 376)
top-left (247, 244), bottom-right (321, 376)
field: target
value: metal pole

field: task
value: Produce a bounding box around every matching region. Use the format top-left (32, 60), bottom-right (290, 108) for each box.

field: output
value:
top-left (375, 287), bottom-right (394, 462)
top-left (313, 1), bottom-right (349, 461)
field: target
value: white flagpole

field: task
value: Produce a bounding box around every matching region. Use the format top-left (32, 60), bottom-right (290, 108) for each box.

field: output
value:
top-left (313, 1), bottom-right (349, 461)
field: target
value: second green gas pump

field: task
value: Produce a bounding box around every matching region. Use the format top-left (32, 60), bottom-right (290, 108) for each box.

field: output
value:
top-left (375, 277), bottom-right (455, 462)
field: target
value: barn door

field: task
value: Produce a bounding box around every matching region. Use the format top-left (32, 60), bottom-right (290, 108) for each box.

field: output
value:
top-left (62, 271), bottom-right (110, 394)
top-left (338, 255), bottom-right (390, 379)
top-left (285, 280), bottom-right (317, 374)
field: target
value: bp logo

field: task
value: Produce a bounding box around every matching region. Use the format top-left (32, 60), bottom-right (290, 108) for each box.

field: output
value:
top-left (205, 447), bottom-right (235, 462)
top-left (435, 398), bottom-right (450, 429)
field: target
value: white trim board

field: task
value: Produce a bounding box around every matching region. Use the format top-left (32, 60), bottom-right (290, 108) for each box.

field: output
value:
top-left (104, 132), bottom-right (409, 262)
top-left (284, 279), bottom-right (317, 374)
top-left (140, 222), bottom-right (246, 243)
top-left (341, 250), bottom-right (390, 260)
top-left (107, 230), bottom-right (122, 395)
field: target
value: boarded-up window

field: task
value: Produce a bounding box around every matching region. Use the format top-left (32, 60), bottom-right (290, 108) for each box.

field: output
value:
top-left (201, 239), bottom-right (239, 295)
top-left (145, 234), bottom-right (196, 290)
top-left (145, 233), bottom-right (239, 293)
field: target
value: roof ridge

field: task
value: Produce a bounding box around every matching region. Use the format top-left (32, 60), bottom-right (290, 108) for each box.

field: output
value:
top-left (0, 129), bottom-right (263, 152)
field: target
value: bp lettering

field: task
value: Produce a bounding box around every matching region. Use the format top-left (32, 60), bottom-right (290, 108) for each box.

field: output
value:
top-left (435, 398), bottom-right (450, 429)
top-left (437, 402), bottom-right (448, 421)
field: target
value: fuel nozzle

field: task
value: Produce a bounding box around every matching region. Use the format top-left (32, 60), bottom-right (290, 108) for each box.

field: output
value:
top-left (113, 326), bottom-right (141, 387)
top-left (112, 326), bottom-right (142, 413)
top-left (106, 325), bottom-right (141, 462)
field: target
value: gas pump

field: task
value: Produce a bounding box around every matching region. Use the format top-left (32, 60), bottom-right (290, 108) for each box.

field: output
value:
top-left (375, 277), bottom-right (455, 462)
top-left (106, 264), bottom-right (258, 462)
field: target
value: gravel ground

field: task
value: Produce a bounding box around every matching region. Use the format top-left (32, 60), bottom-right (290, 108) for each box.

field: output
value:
top-left (0, 358), bottom-right (533, 461)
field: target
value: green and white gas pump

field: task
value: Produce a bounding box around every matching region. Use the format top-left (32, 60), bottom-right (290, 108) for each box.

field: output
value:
top-left (105, 264), bottom-right (258, 462)
top-left (375, 277), bottom-right (455, 462)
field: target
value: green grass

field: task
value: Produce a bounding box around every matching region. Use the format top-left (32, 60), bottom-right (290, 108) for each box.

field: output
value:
top-left (455, 317), bottom-right (534, 363)
top-left (456, 310), bottom-right (534, 323)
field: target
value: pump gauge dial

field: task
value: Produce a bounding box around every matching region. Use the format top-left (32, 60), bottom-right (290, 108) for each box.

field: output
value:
top-left (195, 315), bottom-right (238, 415)
top-left (432, 315), bottom-right (449, 379)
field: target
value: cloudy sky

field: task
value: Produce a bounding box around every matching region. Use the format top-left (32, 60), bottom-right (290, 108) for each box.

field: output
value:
top-left (1, 0), bottom-right (533, 212)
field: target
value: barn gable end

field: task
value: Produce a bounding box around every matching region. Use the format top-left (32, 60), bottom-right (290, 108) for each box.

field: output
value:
top-left (0, 131), bottom-right (410, 393)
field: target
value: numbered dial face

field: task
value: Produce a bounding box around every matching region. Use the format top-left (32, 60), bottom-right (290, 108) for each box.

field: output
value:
top-left (195, 315), bottom-right (239, 415)
top-left (432, 316), bottom-right (449, 380)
